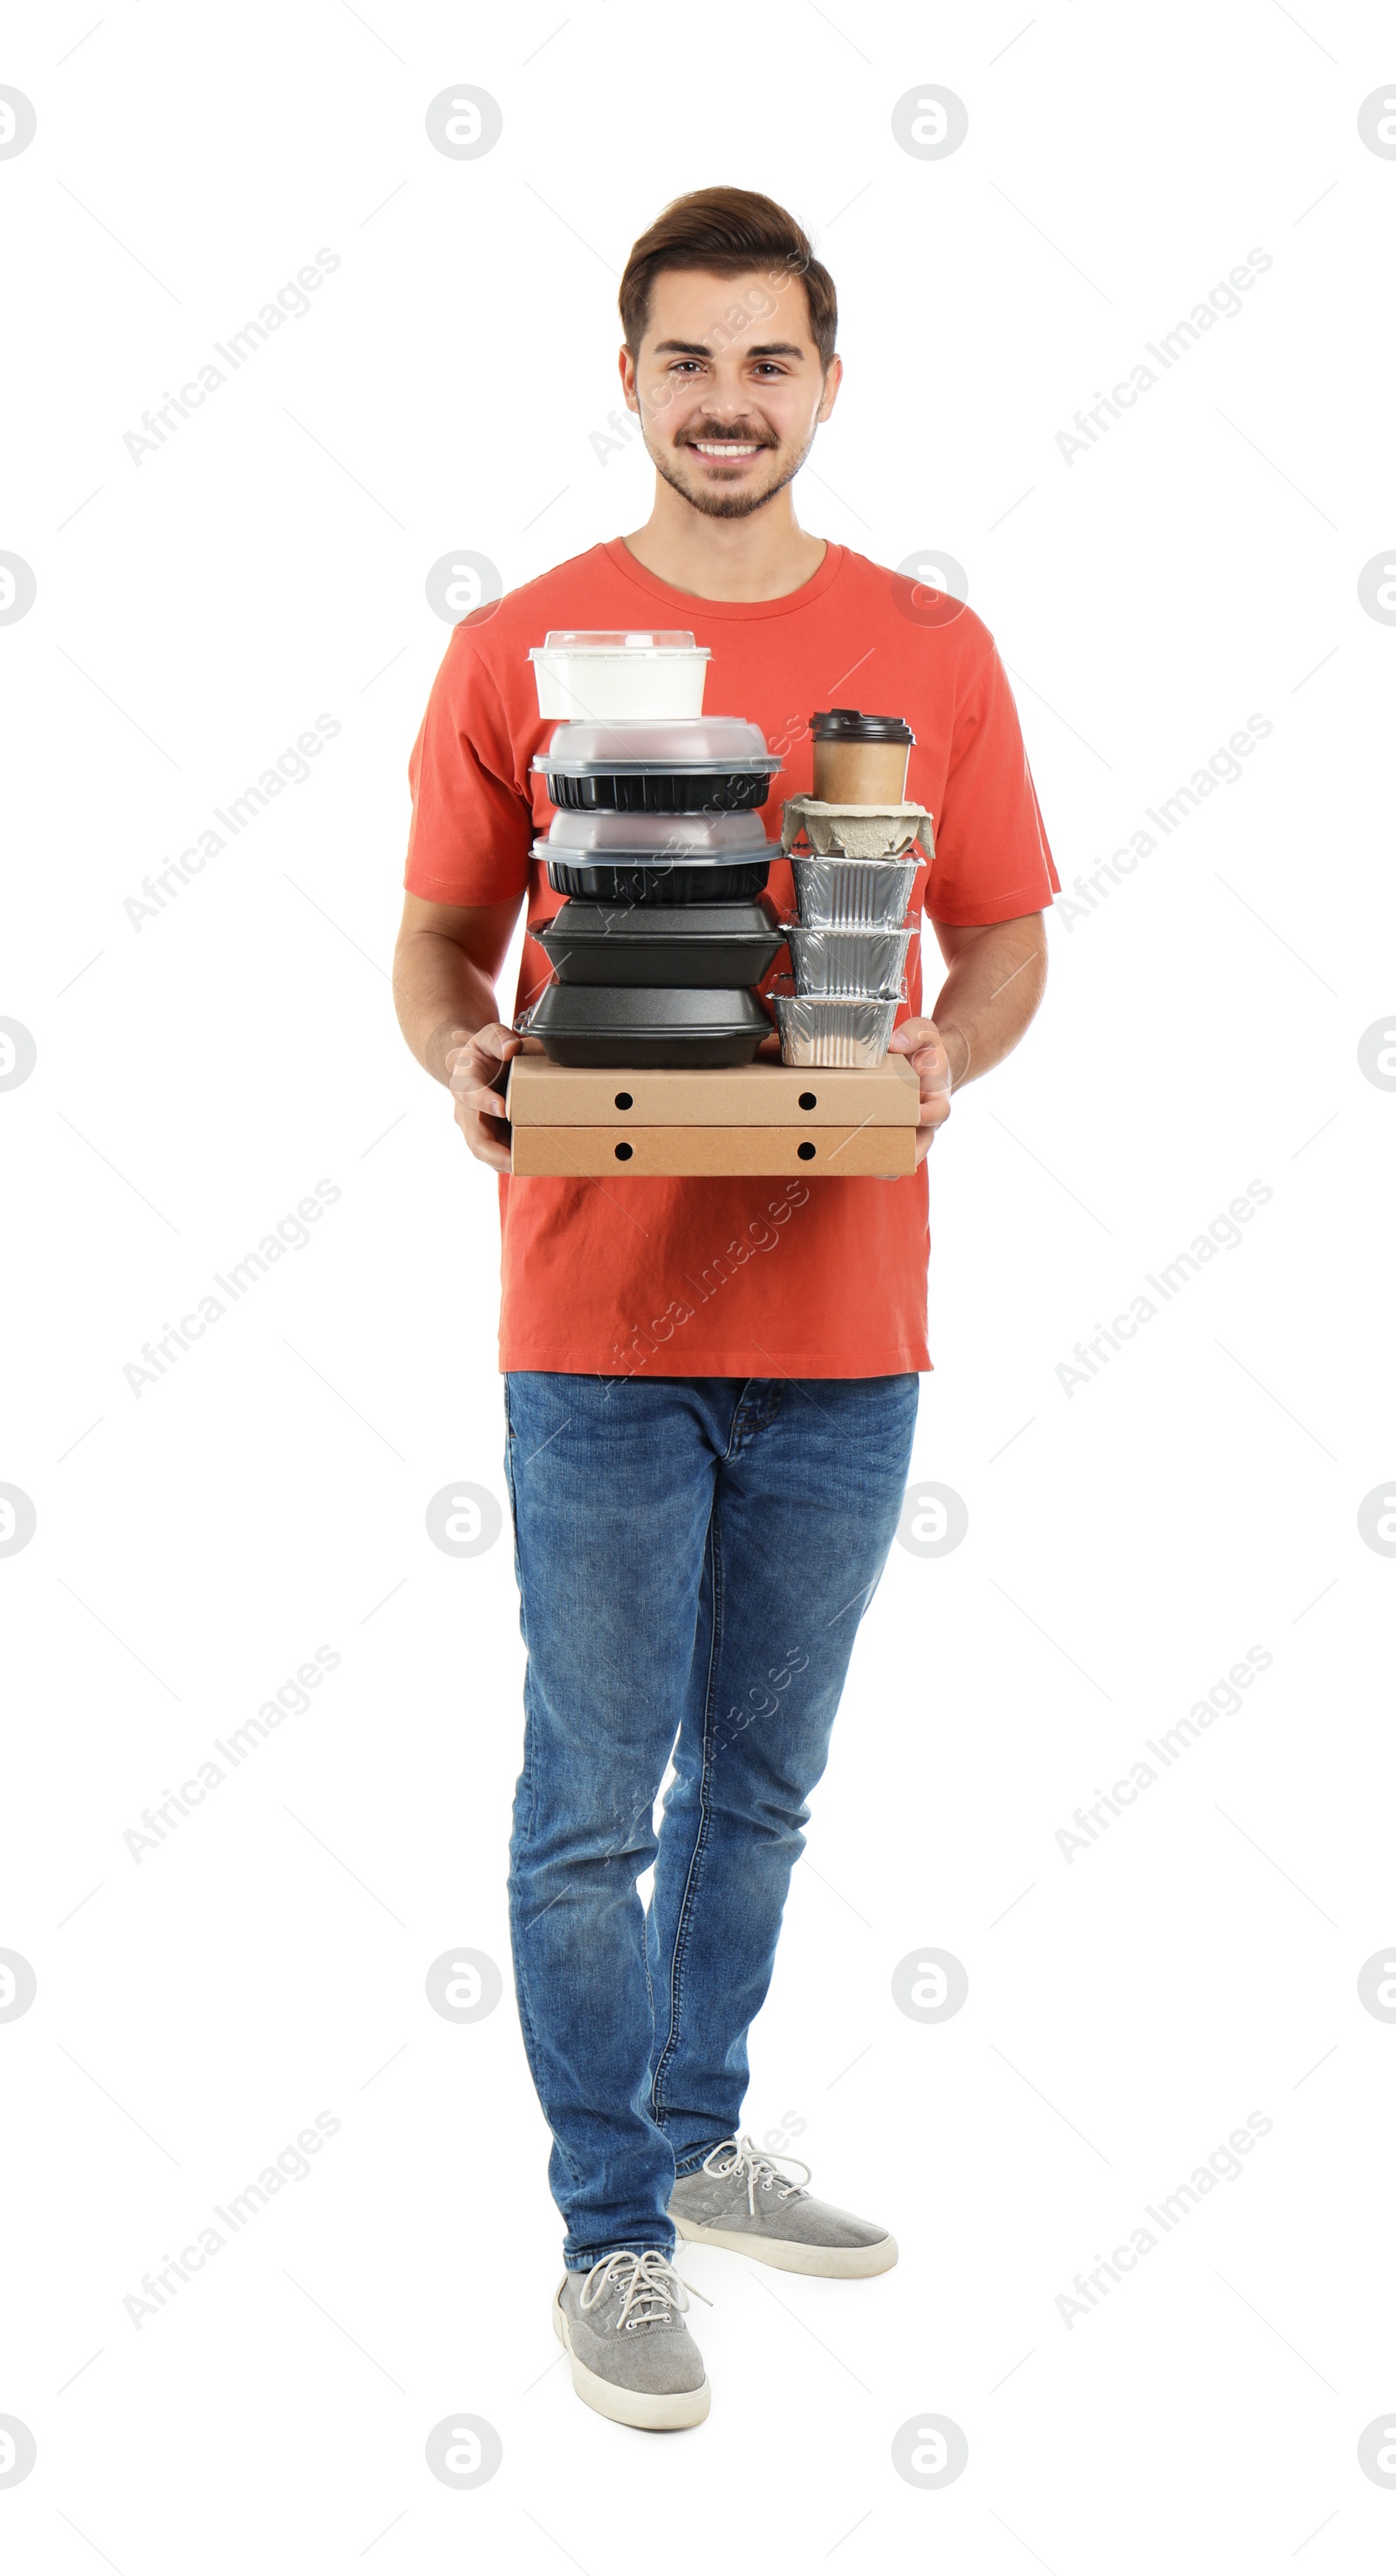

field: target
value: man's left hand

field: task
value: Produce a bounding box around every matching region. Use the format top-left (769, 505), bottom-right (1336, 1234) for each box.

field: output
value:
top-left (887, 1016), bottom-right (956, 1165)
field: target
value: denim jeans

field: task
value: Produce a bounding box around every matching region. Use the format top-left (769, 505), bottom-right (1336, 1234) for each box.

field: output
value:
top-left (503, 1369), bottom-right (918, 2270)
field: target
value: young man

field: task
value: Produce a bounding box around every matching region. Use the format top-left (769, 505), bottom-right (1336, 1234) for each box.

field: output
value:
top-left (393, 187), bottom-right (1058, 2432)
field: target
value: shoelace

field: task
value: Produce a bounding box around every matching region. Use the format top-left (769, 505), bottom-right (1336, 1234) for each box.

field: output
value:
top-left (700, 2133), bottom-right (814, 2217)
top-left (578, 2247), bottom-right (712, 2332)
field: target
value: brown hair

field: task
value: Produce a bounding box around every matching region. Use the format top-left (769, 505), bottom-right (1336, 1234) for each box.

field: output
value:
top-left (619, 186), bottom-right (837, 370)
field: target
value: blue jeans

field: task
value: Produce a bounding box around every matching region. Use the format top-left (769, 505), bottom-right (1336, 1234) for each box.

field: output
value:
top-left (503, 1369), bottom-right (918, 2270)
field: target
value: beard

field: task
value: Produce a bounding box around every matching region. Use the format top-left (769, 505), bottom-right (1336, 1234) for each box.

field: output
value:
top-left (645, 421), bottom-right (818, 521)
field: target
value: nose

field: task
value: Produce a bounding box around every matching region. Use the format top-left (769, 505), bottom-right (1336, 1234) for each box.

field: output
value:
top-left (693, 412), bottom-right (763, 440)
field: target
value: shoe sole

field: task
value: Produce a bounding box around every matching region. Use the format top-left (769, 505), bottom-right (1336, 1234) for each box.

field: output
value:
top-left (671, 2217), bottom-right (899, 2278)
top-left (552, 2286), bottom-right (711, 2430)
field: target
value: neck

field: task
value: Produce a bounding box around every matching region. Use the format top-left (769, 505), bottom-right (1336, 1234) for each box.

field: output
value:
top-left (620, 478), bottom-right (827, 604)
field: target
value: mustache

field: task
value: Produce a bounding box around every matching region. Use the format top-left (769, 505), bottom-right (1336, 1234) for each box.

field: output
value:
top-left (678, 427), bottom-right (778, 447)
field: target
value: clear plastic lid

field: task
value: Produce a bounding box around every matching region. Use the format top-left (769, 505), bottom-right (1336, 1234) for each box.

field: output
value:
top-left (528, 630), bottom-right (709, 657)
top-left (537, 716), bottom-right (774, 769)
top-left (542, 809), bottom-right (771, 857)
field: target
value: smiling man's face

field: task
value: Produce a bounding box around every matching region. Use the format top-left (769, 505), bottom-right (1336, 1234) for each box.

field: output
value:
top-left (621, 267), bottom-right (841, 521)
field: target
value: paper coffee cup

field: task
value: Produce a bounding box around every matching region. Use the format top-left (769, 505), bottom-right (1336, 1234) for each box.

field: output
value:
top-left (810, 707), bottom-right (914, 805)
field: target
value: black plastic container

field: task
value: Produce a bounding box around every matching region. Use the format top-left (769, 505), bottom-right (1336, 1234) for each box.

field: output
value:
top-left (544, 854), bottom-right (771, 905)
top-left (541, 767), bottom-right (776, 815)
top-left (534, 717), bottom-right (781, 817)
top-left (526, 983), bottom-right (772, 1069)
top-left (536, 899), bottom-right (784, 989)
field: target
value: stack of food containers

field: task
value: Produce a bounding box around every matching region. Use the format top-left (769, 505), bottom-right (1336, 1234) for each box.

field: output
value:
top-left (773, 708), bottom-right (934, 1069)
top-left (522, 632), bottom-right (785, 1068)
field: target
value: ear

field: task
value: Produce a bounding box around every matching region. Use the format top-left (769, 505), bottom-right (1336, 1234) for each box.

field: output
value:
top-left (816, 353), bottom-right (844, 424)
top-left (618, 343), bottom-right (639, 412)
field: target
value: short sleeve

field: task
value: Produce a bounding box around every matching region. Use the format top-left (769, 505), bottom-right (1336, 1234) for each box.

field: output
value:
top-left (925, 639), bottom-right (1060, 925)
top-left (404, 625), bottom-right (534, 905)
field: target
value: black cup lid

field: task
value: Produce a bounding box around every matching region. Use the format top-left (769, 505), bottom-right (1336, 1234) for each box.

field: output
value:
top-left (810, 707), bottom-right (915, 745)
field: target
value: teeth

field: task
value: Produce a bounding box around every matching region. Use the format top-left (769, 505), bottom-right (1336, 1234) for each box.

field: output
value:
top-left (693, 441), bottom-right (758, 455)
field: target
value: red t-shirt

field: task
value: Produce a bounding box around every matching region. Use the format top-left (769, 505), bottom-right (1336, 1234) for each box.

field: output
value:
top-left (405, 538), bottom-right (1058, 1380)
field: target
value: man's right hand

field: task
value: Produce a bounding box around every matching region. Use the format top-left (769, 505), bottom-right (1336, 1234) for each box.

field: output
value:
top-left (444, 1021), bottom-right (544, 1173)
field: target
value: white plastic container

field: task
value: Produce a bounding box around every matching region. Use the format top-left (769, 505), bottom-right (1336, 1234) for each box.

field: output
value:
top-left (528, 630), bottom-right (711, 720)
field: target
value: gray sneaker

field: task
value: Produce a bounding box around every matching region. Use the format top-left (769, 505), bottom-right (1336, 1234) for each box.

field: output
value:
top-left (669, 2135), bottom-right (898, 2278)
top-left (552, 2249), bottom-right (711, 2430)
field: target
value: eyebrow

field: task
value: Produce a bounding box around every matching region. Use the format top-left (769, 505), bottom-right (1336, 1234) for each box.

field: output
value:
top-left (651, 338), bottom-right (809, 360)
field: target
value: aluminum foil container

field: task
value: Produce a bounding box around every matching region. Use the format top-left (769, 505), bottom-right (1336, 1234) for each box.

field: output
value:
top-left (774, 994), bottom-right (899, 1069)
top-left (787, 925), bottom-right (913, 999)
top-left (790, 856), bottom-right (918, 929)
top-left (780, 796), bottom-right (934, 859)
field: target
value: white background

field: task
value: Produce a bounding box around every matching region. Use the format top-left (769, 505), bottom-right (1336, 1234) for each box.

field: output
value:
top-left (3, 0), bottom-right (1395, 2566)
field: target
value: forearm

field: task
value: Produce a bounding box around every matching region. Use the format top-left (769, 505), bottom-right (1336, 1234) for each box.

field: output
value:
top-left (393, 929), bottom-right (506, 1086)
top-left (929, 917), bottom-right (1048, 1090)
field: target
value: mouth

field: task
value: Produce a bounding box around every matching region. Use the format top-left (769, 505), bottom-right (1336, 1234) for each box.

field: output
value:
top-left (684, 440), bottom-right (768, 463)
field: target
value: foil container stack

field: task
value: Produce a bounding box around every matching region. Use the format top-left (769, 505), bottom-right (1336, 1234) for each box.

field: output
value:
top-left (774, 796), bottom-right (934, 1068)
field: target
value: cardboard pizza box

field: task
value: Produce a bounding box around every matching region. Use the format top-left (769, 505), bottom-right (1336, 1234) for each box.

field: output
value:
top-left (506, 1054), bottom-right (919, 1130)
top-left (510, 1121), bottom-right (917, 1178)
